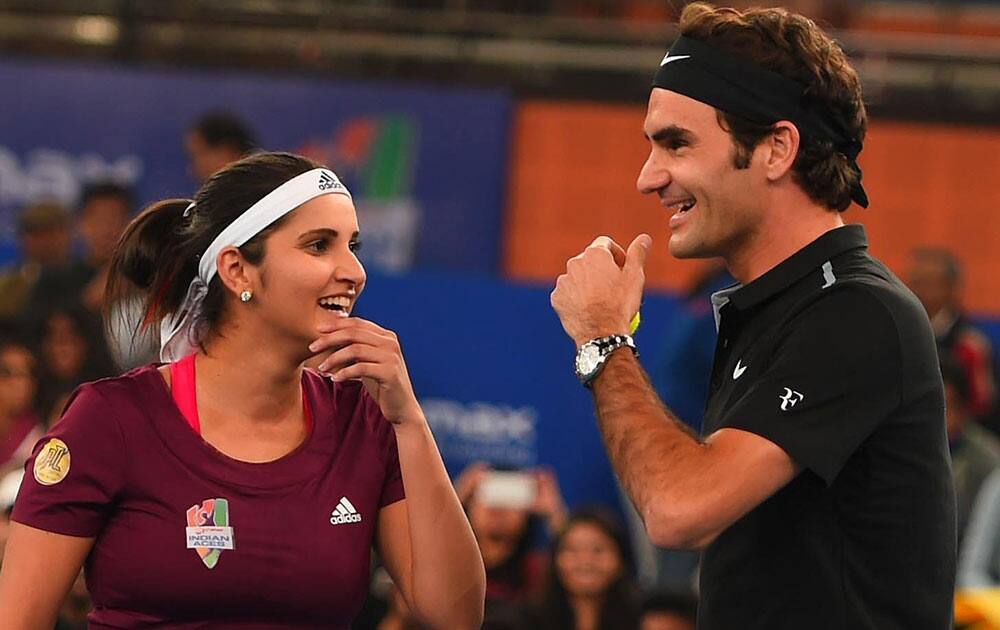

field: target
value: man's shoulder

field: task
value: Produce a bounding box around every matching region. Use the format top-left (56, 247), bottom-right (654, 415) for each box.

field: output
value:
top-left (796, 258), bottom-right (928, 336)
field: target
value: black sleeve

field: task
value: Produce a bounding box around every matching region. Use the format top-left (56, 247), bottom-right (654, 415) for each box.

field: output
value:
top-left (718, 286), bottom-right (902, 485)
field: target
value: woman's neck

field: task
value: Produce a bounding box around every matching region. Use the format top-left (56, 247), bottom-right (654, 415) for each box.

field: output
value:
top-left (196, 321), bottom-right (306, 426)
top-left (570, 594), bottom-right (603, 630)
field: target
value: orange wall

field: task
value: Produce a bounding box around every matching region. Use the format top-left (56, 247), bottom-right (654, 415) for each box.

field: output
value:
top-left (503, 100), bottom-right (1000, 316)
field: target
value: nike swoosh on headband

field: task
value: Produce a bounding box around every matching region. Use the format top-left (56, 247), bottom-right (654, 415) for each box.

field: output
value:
top-left (660, 54), bottom-right (691, 66)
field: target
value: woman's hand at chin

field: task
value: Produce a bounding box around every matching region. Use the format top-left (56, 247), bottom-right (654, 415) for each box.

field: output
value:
top-left (310, 317), bottom-right (424, 426)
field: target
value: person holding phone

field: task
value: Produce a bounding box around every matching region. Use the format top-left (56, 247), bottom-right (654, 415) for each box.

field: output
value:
top-left (0, 152), bottom-right (485, 630)
top-left (455, 463), bottom-right (568, 610)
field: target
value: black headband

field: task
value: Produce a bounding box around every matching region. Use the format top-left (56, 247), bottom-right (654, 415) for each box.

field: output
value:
top-left (653, 36), bottom-right (868, 208)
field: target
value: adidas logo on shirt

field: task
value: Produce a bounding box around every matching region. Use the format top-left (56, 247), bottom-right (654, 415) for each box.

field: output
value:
top-left (329, 496), bottom-right (362, 525)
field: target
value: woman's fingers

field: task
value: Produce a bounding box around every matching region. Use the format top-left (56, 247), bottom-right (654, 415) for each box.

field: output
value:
top-left (318, 344), bottom-right (395, 374)
top-left (311, 318), bottom-right (398, 355)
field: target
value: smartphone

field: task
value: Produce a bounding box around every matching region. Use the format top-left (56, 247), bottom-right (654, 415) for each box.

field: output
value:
top-left (477, 471), bottom-right (537, 509)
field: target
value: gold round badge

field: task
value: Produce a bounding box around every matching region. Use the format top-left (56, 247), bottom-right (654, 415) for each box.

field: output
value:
top-left (33, 438), bottom-right (71, 486)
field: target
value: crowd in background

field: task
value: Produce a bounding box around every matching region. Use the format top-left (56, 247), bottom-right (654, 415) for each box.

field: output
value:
top-left (0, 111), bottom-right (997, 628)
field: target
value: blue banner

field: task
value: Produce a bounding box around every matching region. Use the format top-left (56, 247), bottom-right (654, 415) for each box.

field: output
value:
top-left (0, 58), bottom-right (511, 274)
top-left (357, 269), bottom-right (683, 512)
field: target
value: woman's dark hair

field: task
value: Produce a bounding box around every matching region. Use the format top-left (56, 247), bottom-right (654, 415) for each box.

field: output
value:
top-left (528, 507), bottom-right (640, 630)
top-left (104, 152), bottom-right (322, 352)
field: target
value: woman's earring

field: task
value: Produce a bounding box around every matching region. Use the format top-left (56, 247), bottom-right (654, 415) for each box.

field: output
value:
top-left (240, 290), bottom-right (253, 303)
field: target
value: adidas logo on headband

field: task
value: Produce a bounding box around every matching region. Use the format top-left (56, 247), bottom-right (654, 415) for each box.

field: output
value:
top-left (318, 171), bottom-right (342, 191)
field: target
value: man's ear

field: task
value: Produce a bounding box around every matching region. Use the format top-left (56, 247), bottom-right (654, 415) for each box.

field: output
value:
top-left (216, 247), bottom-right (254, 297)
top-left (763, 120), bottom-right (800, 182)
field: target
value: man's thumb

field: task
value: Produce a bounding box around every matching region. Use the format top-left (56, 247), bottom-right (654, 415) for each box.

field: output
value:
top-left (625, 233), bottom-right (652, 272)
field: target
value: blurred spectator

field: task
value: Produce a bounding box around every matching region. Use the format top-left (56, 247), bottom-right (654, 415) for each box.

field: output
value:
top-left (523, 508), bottom-right (640, 630)
top-left (943, 358), bottom-right (1000, 546)
top-left (0, 342), bottom-right (43, 478)
top-left (958, 467), bottom-right (1000, 588)
top-left (35, 307), bottom-right (115, 421)
top-left (649, 261), bottom-right (731, 590)
top-left (908, 248), bottom-right (998, 428)
top-left (639, 589), bottom-right (697, 630)
top-left (0, 468), bottom-right (24, 566)
top-left (24, 182), bottom-right (133, 328)
top-left (455, 462), bottom-right (567, 620)
top-left (0, 202), bottom-right (72, 331)
top-left (76, 183), bottom-right (133, 313)
top-left (186, 111), bottom-right (258, 182)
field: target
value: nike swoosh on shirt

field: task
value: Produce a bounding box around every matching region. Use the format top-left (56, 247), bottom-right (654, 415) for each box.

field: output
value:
top-left (660, 54), bottom-right (691, 66)
top-left (733, 360), bottom-right (748, 380)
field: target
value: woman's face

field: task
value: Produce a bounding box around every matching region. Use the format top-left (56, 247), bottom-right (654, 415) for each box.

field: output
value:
top-left (0, 346), bottom-right (36, 417)
top-left (555, 521), bottom-right (623, 599)
top-left (469, 501), bottom-right (530, 555)
top-left (243, 194), bottom-right (366, 352)
top-left (42, 313), bottom-right (87, 378)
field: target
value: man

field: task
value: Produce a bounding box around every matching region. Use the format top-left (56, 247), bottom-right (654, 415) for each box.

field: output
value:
top-left (908, 247), bottom-right (998, 427)
top-left (550, 4), bottom-right (955, 628)
top-left (0, 202), bottom-right (72, 328)
top-left (185, 111), bottom-right (258, 182)
top-left (942, 358), bottom-right (1000, 544)
top-left (26, 182), bottom-right (133, 318)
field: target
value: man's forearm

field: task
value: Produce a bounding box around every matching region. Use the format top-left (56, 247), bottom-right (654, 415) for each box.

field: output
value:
top-left (591, 349), bottom-right (706, 544)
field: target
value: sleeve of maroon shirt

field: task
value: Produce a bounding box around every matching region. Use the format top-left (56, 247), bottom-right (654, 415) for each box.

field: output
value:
top-left (12, 383), bottom-right (127, 537)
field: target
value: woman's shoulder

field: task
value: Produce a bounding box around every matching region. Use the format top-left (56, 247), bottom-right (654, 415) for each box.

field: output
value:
top-left (55, 364), bottom-right (166, 426)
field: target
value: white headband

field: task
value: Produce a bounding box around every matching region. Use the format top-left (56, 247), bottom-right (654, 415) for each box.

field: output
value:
top-left (160, 167), bottom-right (352, 361)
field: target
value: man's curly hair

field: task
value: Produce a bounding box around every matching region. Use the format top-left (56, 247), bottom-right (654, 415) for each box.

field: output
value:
top-left (679, 3), bottom-right (867, 211)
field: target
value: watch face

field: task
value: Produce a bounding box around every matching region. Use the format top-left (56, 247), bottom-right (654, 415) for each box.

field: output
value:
top-left (576, 343), bottom-right (602, 377)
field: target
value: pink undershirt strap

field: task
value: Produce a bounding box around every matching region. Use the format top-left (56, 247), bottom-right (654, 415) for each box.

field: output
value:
top-left (170, 354), bottom-right (313, 437)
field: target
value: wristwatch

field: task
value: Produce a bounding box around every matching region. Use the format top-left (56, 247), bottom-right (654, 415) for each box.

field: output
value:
top-left (574, 334), bottom-right (638, 388)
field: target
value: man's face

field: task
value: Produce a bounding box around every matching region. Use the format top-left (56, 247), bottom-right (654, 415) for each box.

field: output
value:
top-left (186, 132), bottom-right (242, 182)
top-left (637, 89), bottom-right (763, 260)
top-left (22, 226), bottom-right (71, 266)
top-left (907, 255), bottom-right (955, 318)
top-left (79, 195), bottom-right (130, 266)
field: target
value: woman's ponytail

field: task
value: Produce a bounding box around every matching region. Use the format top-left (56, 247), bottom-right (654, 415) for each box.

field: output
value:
top-left (103, 199), bottom-right (198, 341)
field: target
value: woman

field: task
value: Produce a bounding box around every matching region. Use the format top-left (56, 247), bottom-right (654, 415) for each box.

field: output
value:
top-left (0, 341), bottom-right (44, 477)
top-left (524, 508), bottom-right (641, 630)
top-left (0, 152), bottom-right (485, 629)
top-left (455, 462), bottom-right (567, 603)
top-left (35, 306), bottom-right (116, 421)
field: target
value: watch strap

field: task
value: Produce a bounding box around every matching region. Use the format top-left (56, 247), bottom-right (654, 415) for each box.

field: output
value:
top-left (577, 334), bottom-right (638, 388)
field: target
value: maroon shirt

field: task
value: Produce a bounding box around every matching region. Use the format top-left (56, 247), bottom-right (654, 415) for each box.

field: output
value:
top-left (13, 365), bottom-right (405, 629)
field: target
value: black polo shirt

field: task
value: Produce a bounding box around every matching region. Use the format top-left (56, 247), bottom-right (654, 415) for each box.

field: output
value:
top-left (698, 225), bottom-right (956, 630)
